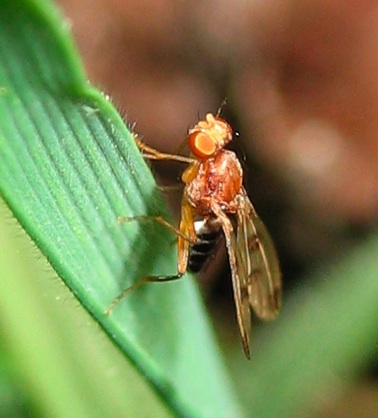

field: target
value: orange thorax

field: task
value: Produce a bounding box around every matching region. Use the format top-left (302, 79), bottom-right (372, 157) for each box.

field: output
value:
top-left (182, 150), bottom-right (243, 214)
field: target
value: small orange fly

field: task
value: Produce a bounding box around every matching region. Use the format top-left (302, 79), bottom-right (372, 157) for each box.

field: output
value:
top-left (107, 112), bottom-right (282, 358)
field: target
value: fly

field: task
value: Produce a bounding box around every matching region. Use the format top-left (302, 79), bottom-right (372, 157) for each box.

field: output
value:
top-left (106, 112), bottom-right (282, 358)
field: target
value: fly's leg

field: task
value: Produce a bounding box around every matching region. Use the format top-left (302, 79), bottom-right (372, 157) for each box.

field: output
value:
top-left (117, 214), bottom-right (195, 244)
top-left (106, 201), bottom-right (196, 315)
top-left (134, 137), bottom-right (195, 164)
top-left (157, 184), bottom-right (183, 193)
top-left (105, 273), bottom-right (184, 316)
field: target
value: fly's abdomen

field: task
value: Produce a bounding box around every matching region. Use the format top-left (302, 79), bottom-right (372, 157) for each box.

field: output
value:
top-left (188, 219), bottom-right (222, 273)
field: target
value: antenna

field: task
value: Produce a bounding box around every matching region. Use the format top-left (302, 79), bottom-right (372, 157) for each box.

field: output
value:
top-left (216, 98), bottom-right (227, 117)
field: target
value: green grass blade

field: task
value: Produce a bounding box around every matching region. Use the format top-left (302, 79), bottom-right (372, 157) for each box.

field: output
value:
top-left (0, 1), bottom-right (242, 417)
top-left (0, 202), bottom-right (174, 418)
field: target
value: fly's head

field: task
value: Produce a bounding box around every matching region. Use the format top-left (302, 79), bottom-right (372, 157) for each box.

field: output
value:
top-left (187, 113), bottom-right (233, 159)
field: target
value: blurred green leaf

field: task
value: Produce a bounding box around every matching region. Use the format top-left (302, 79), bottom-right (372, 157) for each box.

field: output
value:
top-left (0, 202), bottom-right (174, 418)
top-left (0, 1), bottom-right (242, 417)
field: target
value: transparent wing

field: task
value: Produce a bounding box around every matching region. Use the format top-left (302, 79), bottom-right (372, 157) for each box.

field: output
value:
top-left (213, 207), bottom-right (252, 359)
top-left (236, 189), bottom-right (282, 320)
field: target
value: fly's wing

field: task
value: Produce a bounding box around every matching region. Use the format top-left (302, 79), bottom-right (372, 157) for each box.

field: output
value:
top-left (177, 197), bottom-right (196, 274)
top-left (236, 189), bottom-right (282, 320)
top-left (213, 206), bottom-right (252, 358)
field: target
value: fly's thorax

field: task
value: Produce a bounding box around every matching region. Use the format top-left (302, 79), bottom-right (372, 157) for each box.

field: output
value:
top-left (184, 150), bottom-right (243, 214)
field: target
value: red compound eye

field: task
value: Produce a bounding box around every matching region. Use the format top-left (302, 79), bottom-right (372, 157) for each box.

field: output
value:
top-left (188, 131), bottom-right (217, 159)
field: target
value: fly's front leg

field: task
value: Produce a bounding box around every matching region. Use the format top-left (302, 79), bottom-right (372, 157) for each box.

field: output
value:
top-left (134, 136), bottom-right (195, 164)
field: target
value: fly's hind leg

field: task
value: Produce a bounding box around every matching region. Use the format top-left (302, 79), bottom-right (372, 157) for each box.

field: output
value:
top-left (106, 200), bottom-right (196, 315)
top-left (105, 272), bottom-right (184, 316)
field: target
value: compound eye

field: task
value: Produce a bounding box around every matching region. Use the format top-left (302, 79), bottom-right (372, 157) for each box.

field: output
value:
top-left (188, 131), bottom-right (217, 159)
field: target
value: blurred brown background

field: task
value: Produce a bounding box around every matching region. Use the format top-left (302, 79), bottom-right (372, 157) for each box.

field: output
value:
top-left (58, 0), bottom-right (378, 272)
top-left (57, 0), bottom-right (378, 414)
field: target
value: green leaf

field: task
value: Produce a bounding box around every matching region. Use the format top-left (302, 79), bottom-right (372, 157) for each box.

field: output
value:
top-left (0, 1), bottom-right (242, 417)
top-left (0, 202), bottom-right (174, 418)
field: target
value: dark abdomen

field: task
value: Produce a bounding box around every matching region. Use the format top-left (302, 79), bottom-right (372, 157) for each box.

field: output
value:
top-left (188, 218), bottom-right (222, 273)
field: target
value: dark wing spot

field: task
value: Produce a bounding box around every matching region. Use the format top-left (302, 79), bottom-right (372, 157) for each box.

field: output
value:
top-left (270, 285), bottom-right (282, 311)
top-left (248, 268), bottom-right (263, 285)
top-left (248, 235), bottom-right (260, 252)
